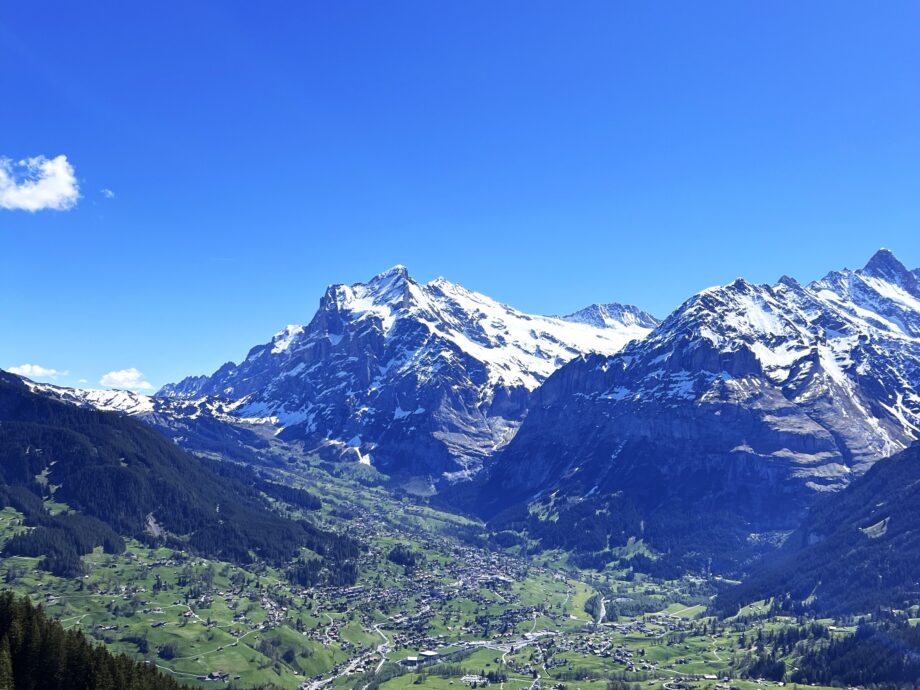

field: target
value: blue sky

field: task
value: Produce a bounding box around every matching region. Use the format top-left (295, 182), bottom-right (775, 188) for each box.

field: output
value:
top-left (2, 2), bottom-right (919, 390)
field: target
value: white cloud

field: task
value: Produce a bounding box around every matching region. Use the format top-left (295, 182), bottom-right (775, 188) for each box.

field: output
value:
top-left (0, 154), bottom-right (80, 211)
top-left (7, 363), bottom-right (68, 380)
top-left (100, 368), bottom-right (153, 390)
top-left (101, 188), bottom-right (115, 199)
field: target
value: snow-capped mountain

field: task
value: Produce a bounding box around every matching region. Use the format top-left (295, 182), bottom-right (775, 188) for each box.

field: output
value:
top-left (559, 303), bottom-right (660, 330)
top-left (26, 383), bottom-right (158, 416)
top-left (19, 378), bottom-right (271, 464)
top-left (478, 250), bottom-right (920, 566)
top-left (159, 266), bottom-right (658, 478)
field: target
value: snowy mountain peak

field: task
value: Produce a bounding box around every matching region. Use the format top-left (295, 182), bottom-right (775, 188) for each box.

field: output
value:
top-left (863, 247), bottom-right (907, 278)
top-left (562, 303), bottom-right (660, 330)
top-left (380, 263), bottom-right (409, 277)
top-left (365, 264), bottom-right (413, 295)
top-left (861, 248), bottom-right (919, 295)
top-left (321, 265), bottom-right (417, 316)
top-left (271, 325), bottom-right (306, 353)
top-left (159, 266), bottom-right (656, 478)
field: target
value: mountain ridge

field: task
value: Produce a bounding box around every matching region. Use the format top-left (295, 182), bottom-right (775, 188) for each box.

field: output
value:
top-left (0, 371), bottom-right (352, 571)
top-left (469, 249), bottom-right (920, 571)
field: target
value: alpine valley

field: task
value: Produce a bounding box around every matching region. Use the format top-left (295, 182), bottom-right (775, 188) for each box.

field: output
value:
top-left (4, 250), bottom-right (920, 690)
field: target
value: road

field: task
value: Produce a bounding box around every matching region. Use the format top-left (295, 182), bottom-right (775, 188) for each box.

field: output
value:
top-left (308, 651), bottom-right (377, 690)
top-left (323, 613), bottom-right (336, 645)
top-left (710, 636), bottom-right (723, 662)
top-left (373, 624), bottom-right (390, 673)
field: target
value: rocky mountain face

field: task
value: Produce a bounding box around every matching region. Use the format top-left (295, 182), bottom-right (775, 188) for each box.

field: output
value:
top-left (157, 266), bottom-right (657, 479)
top-left (475, 250), bottom-right (920, 569)
top-left (716, 441), bottom-right (920, 616)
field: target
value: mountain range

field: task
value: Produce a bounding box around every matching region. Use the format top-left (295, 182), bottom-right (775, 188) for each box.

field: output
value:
top-left (8, 249), bottom-right (920, 580)
top-left (474, 248), bottom-right (920, 568)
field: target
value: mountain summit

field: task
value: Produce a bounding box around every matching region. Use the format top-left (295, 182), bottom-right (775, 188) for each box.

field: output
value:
top-left (861, 247), bottom-right (918, 289)
top-left (159, 267), bottom-right (658, 479)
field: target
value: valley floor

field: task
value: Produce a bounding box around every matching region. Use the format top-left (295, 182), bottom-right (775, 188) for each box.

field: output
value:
top-left (0, 457), bottom-right (870, 690)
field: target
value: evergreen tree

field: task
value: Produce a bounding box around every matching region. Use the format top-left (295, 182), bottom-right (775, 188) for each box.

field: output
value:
top-left (0, 636), bottom-right (14, 690)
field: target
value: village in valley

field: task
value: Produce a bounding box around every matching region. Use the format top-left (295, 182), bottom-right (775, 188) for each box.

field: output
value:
top-left (0, 459), bottom-right (848, 690)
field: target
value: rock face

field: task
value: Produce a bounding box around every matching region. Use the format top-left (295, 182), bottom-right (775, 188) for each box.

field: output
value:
top-left (715, 441), bottom-right (920, 615)
top-left (478, 250), bottom-right (920, 564)
top-left (158, 266), bottom-right (657, 479)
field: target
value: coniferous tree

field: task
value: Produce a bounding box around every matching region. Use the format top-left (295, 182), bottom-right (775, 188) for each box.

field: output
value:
top-left (0, 636), bottom-right (14, 690)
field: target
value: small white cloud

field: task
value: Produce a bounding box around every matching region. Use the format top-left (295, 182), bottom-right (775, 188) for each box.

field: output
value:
top-left (100, 368), bottom-right (153, 390)
top-left (7, 363), bottom-right (68, 380)
top-left (0, 154), bottom-right (80, 211)
top-left (77, 378), bottom-right (88, 384)
top-left (101, 188), bottom-right (115, 199)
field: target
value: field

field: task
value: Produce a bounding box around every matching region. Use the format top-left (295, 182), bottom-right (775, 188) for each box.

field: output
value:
top-left (0, 455), bottom-right (854, 690)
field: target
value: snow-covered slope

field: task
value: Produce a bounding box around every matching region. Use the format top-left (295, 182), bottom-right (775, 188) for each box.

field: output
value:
top-left (22, 378), bottom-right (252, 421)
top-left (19, 378), bottom-right (274, 464)
top-left (159, 266), bottom-right (658, 478)
top-left (480, 250), bottom-right (920, 562)
top-left (25, 382), bottom-right (157, 416)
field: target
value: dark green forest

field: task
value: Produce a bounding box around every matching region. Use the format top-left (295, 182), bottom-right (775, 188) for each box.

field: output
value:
top-left (792, 617), bottom-right (920, 689)
top-left (0, 372), bottom-right (358, 582)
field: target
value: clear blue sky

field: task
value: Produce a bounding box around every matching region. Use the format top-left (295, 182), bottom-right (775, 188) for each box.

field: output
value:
top-left (2, 2), bottom-right (919, 390)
